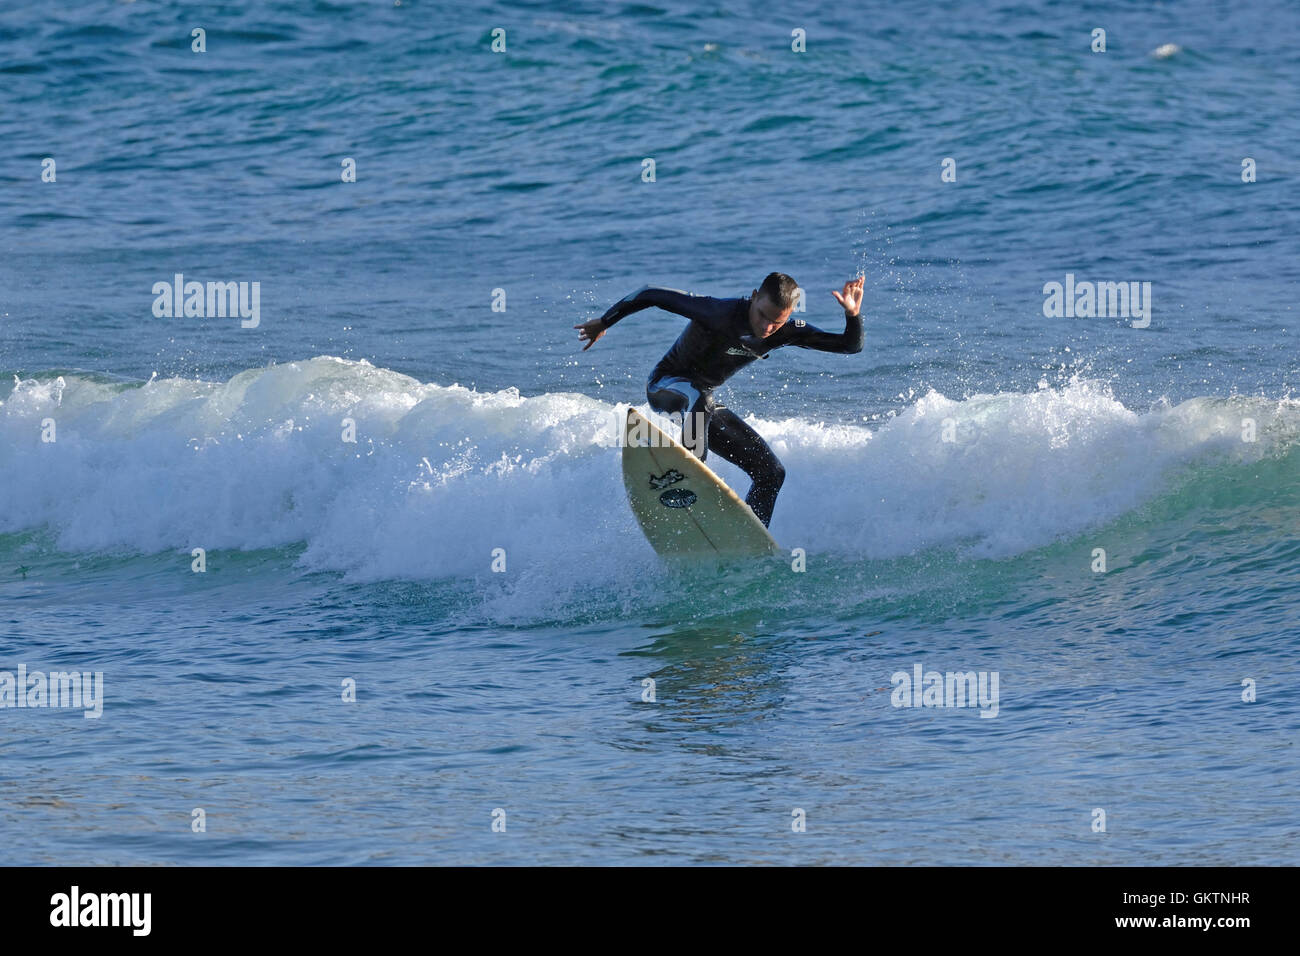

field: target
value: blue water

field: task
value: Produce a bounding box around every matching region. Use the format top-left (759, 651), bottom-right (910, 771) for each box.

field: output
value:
top-left (2, 0), bottom-right (1298, 864)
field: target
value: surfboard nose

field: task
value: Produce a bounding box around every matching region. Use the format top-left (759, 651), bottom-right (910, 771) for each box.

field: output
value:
top-left (624, 406), bottom-right (651, 448)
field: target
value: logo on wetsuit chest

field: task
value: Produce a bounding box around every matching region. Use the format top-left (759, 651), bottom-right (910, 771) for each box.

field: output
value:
top-left (727, 335), bottom-right (769, 359)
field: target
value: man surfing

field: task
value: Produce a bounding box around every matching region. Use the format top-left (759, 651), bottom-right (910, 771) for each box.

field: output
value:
top-left (576, 273), bottom-right (864, 528)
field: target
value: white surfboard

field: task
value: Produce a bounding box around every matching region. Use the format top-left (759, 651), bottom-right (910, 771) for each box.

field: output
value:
top-left (621, 407), bottom-right (779, 558)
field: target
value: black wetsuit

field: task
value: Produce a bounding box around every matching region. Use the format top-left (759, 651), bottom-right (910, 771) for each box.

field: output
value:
top-left (598, 286), bottom-right (863, 527)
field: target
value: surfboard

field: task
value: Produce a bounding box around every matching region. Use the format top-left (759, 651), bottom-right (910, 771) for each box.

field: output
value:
top-left (621, 407), bottom-right (780, 558)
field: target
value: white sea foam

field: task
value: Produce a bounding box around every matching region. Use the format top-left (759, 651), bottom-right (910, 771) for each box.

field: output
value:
top-left (2, 358), bottom-right (1295, 580)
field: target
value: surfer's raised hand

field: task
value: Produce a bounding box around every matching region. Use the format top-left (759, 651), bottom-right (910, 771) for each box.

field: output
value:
top-left (575, 318), bottom-right (607, 351)
top-left (831, 276), bottom-right (864, 316)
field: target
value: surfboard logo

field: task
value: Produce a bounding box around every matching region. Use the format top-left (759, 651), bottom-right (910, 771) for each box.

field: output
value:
top-left (658, 488), bottom-right (697, 509)
top-left (648, 469), bottom-right (685, 489)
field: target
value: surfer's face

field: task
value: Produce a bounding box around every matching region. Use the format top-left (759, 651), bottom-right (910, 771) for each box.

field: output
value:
top-left (748, 292), bottom-right (792, 338)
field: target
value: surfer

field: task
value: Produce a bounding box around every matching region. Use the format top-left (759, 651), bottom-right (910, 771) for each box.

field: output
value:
top-left (576, 273), bottom-right (864, 527)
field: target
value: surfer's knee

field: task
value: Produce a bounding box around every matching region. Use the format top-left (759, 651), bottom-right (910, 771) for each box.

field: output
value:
top-left (749, 458), bottom-right (783, 492)
top-left (646, 385), bottom-right (686, 417)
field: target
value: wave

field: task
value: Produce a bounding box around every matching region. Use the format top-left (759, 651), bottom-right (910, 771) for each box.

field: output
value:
top-left (2, 357), bottom-right (1297, 582)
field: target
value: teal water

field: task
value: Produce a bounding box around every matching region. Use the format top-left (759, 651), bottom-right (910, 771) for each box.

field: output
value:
top-left (1, 0), bottom-right (1298, 864)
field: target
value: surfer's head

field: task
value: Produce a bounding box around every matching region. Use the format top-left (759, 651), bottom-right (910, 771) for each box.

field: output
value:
top-left (749, 272), bottom-right (798, 338)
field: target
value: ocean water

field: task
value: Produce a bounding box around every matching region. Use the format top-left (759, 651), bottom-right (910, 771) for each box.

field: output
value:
top-left (1, 0), bottom-right (1298, 864)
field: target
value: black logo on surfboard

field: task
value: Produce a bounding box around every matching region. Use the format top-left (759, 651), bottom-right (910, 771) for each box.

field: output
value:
top-left (658, 488), bottom-right (697, 509)
top-left (649, 469), bottom-right (685, 490)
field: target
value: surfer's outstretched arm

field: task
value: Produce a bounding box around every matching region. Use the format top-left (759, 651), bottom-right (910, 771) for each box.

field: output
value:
top-left (788, 277), bottom-right (865, 354)
top-left (575, 286), bottom-right (732, 350)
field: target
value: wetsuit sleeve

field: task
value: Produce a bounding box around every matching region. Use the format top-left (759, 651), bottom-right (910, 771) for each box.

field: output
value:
top-left (597, 286), bottom-right (734, 335)
top-left (786, 309), bottom-right (864, 354)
